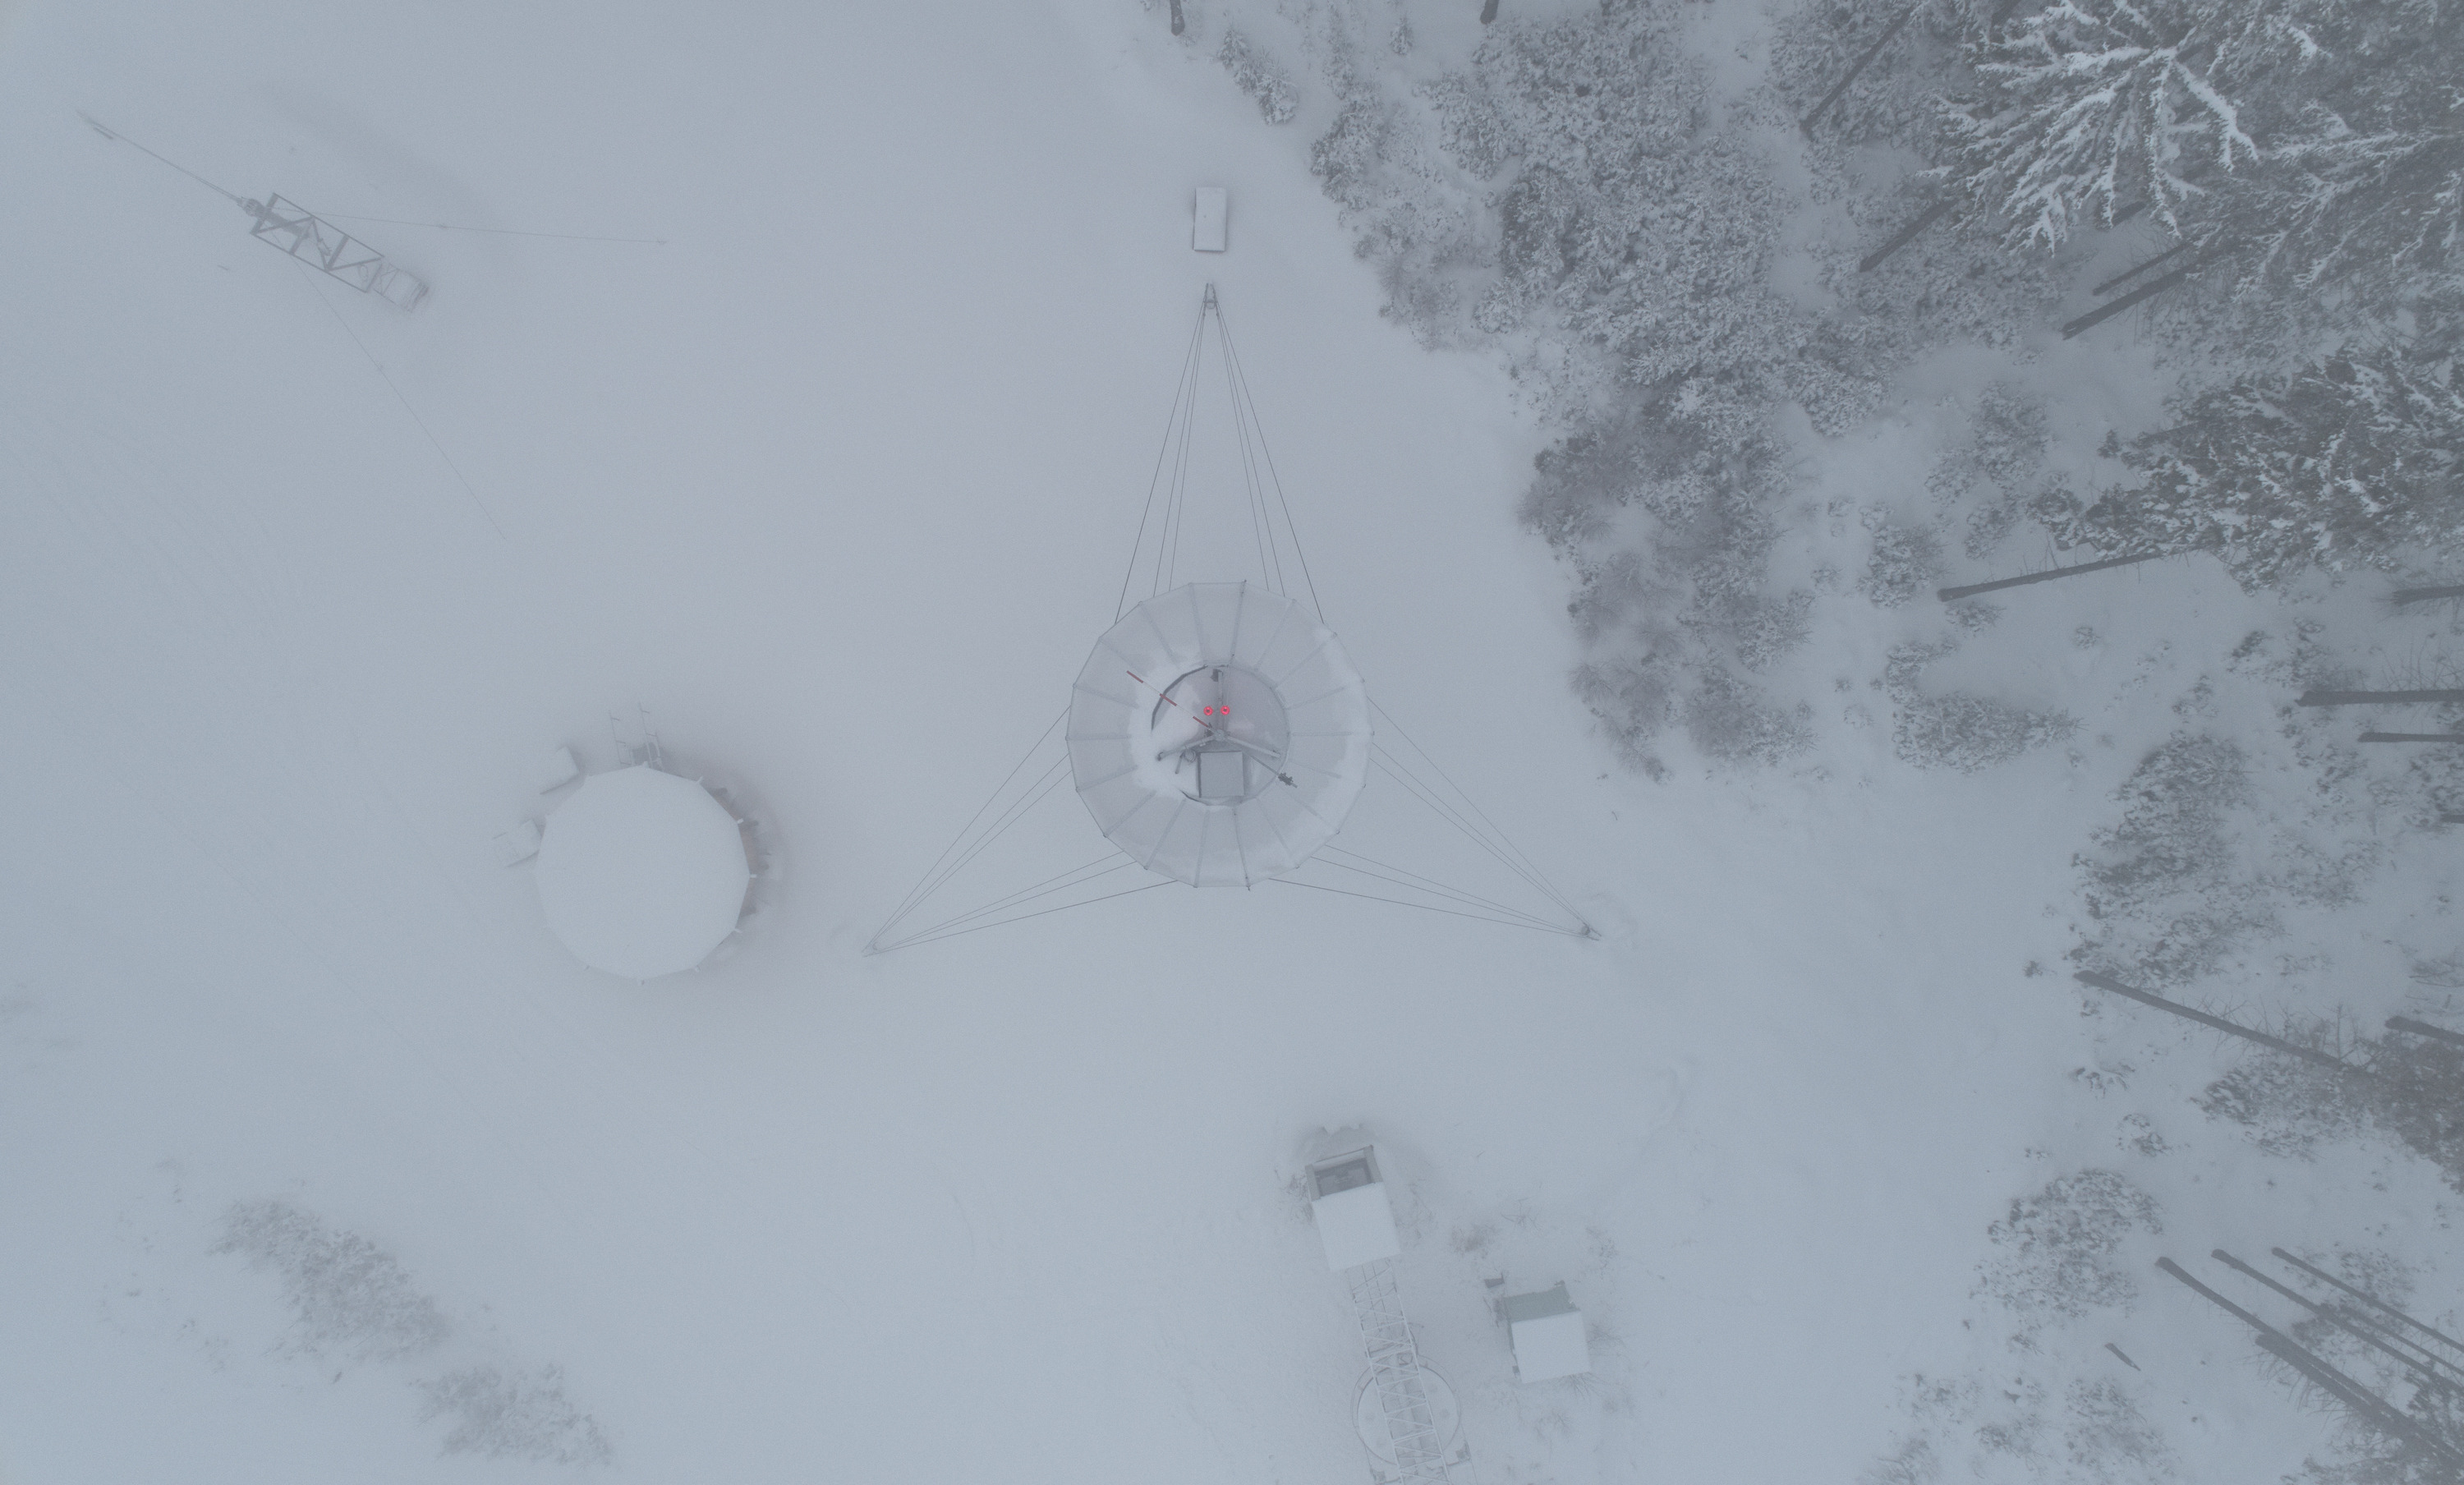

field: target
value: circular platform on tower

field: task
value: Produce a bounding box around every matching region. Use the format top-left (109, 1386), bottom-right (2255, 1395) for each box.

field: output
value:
top-left (1067, 582), bottom-right (1370, 886)
top-left (1354, 1366), bottom-right (1462, 1467)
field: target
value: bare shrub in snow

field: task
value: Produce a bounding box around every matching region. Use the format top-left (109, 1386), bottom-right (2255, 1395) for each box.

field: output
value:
top-left (2073, 650), bottom-right (2448, 1177)
top-left (1720, 589), bottom-right (1817, 671)
top-left (1818, 200), bottom-right (2062, 371)
top-left (1894, 689), bottom-right (2078, 772)
top-left (2195, 1028), bottom-right (2371, 1158)
top-left (1928, 382), bottom-right (2054, 559)
top-left (417, 1364), bottom-right (613, 1465)
top-left (212, 1200), bottom-right (448, 1360)
top-left (1945, 382), bottom-right (2048, 494)
top-left (2402, 738), bottom-right (2464, 830)
top-left (1524, 376), bottom-right (1818, 765)
top-left (1574, 655), bottom-right (1678, 778)
top-left (1859, 522), bottom-right (1943, 607)
top-left (1451, 4), bottom-right (1823, 398)
top-left (1216, 28), bottom-right (1298, 124)
top-left (1684, 666), bottom-right (1813, 767)
top-left (2062, 1377), bottom-right (2174, 1483)
top-left (1766, 0), bottom-right (1974, 154)
top-left (1296, 10), bottom-right (1491, 349)
top-left (1563, 549), bottom-right (1661, 642)
top-left (2074, 732), bottom-right (2273, 986)
top-left (1883, 641), bottom-right (2076, 771)
top-left (1871, 1344), bottom-right (2173, 1482)
top-left (2118, 1112), bottom-right (2170, 1156)
top-left (1979, 1170), bottom-right (2161, 1325)
top-left (2206, 1023), bottom-right (2464, 1184)
top-left (1418, 71), bottom-right (1510, 181)
top-left (1858, 1434), bottom-right (1939, 1485)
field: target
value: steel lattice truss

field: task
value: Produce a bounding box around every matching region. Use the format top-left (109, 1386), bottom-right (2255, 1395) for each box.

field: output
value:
top-left (245, 195), bottom-right (429, 310)
top-left (1346, 1259), bottom-right (1459, 1483)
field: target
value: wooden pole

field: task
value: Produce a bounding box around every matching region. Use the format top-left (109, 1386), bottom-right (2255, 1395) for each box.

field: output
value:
top-left (2298, 689), bottom-right (2464, 706)
top-left (2061, 264), bottom-right (2196, 338)
top-left (2359, 732), bottom-right (2464, 743)
top-left (2213, 1249), bottom-right (2464, 1391)
top-left (1799, 3), bottom-right (1919, 139)
top-left (2158, 1259), bottom-right (2460, 1465)
top-left (2092, 240), bottom-right (2193, 296)
top-left (2393, 585), bottom-right (2464, 606)
top-left (1859, 199), bottom-right (1956, 272)
top-left (2072, 972), bottom-right (2361, 1074)
top-left (2255, 1333), bottom-right (2454, 1459)
top-left (1938, 551), bottom-right (2162, 601)
top-left (2273, 1247), bottom-right (2464, 1361)
top-left (2390, 1017), bottom-right (2464, 1051)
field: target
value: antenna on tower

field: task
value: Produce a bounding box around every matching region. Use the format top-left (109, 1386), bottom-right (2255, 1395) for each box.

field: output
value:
top-left (81, 113), bottom-right (430, 310)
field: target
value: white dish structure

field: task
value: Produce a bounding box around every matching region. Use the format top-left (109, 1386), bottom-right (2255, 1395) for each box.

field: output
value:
top-left (1068, 582), bottom-right (1371, 887)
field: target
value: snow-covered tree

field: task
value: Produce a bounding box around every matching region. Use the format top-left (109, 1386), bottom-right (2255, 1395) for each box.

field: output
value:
top-left (1454, 5), bottom-right (1810, 392)
top-left (2063, 348), bottom-right (2464, 589)
top-left (1941, 0), bottom-right (2304, 248)
top-left (2210, 2), bottom-right (2463, 322)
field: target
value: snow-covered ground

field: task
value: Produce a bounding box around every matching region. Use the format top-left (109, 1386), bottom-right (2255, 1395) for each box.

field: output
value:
top-left (4, 2), bottom-right (2457, 1483)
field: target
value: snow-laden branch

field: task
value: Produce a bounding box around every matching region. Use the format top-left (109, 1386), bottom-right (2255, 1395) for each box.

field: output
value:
top-left (1943, 0), bottom-right (2267, 248)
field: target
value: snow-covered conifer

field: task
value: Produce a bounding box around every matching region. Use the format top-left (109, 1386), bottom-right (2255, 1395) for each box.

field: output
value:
top-left (2210, 2), bottom-right (2462, 323)
top-left (1217, 28), bottom-right (1300, 125)
top-left (2066, 347), bottom-right (2464, 589)
top-left (1942, 0), bottom-right (2297, 248)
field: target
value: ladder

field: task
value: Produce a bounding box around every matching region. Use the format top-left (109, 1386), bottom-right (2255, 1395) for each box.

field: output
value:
top-left (1346, 1258), bottom-right (1457, 1483)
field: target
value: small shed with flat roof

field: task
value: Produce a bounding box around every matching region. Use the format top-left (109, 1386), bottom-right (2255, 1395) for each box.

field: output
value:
top-left (1306, 1147), bottom-right (1400, 1272)
top-left (1501, 1281), bottom-right (1590, 1382)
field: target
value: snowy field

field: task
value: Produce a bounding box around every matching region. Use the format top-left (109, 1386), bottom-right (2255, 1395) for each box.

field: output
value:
top-left (4, 2), bottom-right (2458, 1483)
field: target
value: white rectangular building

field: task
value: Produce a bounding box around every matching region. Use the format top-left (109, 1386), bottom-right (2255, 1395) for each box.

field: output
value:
top-left (1501, 1282), bottom-right (1590, 1382)
top-left (1308, 1148), bottom-right (1400, 1271)
top-left (1193, 186), bottom-right (1229, 252)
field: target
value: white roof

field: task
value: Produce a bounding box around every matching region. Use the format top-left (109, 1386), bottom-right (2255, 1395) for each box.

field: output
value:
top-left (1311, 1181), bottom-right (1400, 1271)
top-left (1068, 582), bottom-right (1372, 886)
top-left (532, 765), bottom-right (750, 979)
top-left (1193, 186), bottom-right (1228, 252)
top-left (1510, 1309), bottom-right (1591, 1382)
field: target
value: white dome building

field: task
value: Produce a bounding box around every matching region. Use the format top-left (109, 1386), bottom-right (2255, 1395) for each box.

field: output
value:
top-left (1068, 582), bottom-right (1371, 887)
top-left (532, 765), bottom-right (752, 979)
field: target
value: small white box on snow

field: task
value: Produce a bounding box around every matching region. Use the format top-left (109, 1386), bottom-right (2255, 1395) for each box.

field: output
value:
top-left (1193, 187), bottom-right (1229, 252)
top-left (1501, 1282), bottom-right (1591, 1382)
top-left (1308, 1147), bottom-right (1400, 1271)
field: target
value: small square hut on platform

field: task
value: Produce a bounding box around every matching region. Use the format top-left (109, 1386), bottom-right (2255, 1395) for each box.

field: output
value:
top-left (1307, 1147), bottom-right (1400, 1271)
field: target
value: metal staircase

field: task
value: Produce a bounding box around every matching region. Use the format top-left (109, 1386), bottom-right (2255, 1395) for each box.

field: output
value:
top-left (1345, 1258), bottom-right (1458, 1483)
